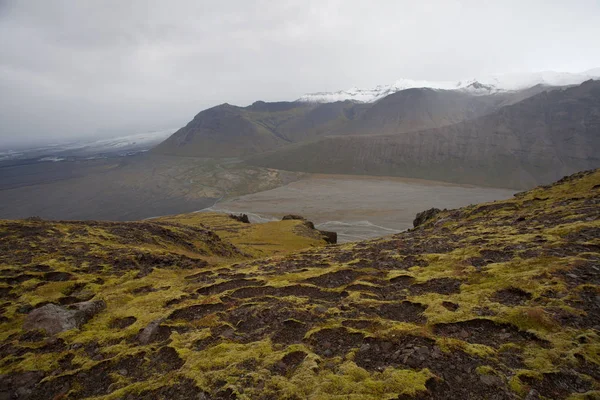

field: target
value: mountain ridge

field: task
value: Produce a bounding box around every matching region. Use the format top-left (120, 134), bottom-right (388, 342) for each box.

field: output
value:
top-left (153, 84), bottom-right (552, 159)
top-left (248, 80), bottom-right (600, 189)
top-left (298, 68), bottom-right (600, 103)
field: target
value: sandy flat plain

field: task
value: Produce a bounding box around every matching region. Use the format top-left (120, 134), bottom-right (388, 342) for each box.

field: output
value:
top-left (204, 174), bottom-right (516, 242)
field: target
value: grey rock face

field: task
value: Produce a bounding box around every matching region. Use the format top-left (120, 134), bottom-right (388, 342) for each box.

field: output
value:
top-left (137, 318), bottom-right (171, 344)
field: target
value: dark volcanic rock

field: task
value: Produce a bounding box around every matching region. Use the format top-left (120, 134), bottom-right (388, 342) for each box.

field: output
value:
top-left (319, 230), bottom-right (337, 244)
top-left (229, 213), bottom-right (250, 223)
top-left (413, 208), bottom-right (442, 228)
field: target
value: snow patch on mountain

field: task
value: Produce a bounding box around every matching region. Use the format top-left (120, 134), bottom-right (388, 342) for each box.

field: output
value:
top-left (298, 69), bottom-right (600, 103)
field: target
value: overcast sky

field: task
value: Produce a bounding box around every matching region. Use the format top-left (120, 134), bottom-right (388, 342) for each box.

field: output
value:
top-left (1, 0), bottom-right (599, 147)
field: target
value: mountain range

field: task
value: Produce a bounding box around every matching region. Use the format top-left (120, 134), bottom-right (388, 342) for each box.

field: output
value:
top-left (153, 68), bottom-right (600, 189)
top-left (297, 68), bottom-right (600, 103)
top-left (249, 80), bottom-right (600, 188)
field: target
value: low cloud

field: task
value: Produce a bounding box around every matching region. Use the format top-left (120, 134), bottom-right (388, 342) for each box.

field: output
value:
top-left (1, 0), bottom-right (599, 146)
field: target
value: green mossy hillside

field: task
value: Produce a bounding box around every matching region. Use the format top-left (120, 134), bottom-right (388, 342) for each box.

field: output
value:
top-left (1, 169), bottom-right (599, 399)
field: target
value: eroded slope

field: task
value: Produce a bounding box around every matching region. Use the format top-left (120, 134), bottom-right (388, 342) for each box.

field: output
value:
top-left (1, 170), bottom-right (600, 399)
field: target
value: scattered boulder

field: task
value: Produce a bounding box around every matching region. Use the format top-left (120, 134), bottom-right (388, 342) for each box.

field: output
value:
top-left (229, 214), bottom-right (250, 223)
top-left (137, 318), bottom-right (171, 344)
top-left (70, 300), bottom-right (106, 320)
top-left (23, 300), bottom-right (106, 336)
top-left (413, 208), bottom-right (442, 228)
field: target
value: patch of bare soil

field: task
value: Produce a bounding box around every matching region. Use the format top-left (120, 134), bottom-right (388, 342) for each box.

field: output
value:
top-left (306, 327), bottom-right (364, 357)
top-left (197, 278), bottom-right (264, 296)
top-left (468, 249), bottom-right (515, 268)
top-left (558, 260), bottom-right (600, 288)
top-left (225, 302), bottom-right (313, 344)
top-left (354, 335), bottom-right (435, 371)
top-left (228, 285), bottom-right (345, 302)
top-left (520, 372), bottom-right (593, 399)
top-left (356, 335), bottom-right (516, 400)
top-left (410, 278), bottom-right (462, 295)
top-left (374, 301), bottom-right (428, 324)
top-left (433, 319), bottom-right (548, 348)
top-left (303, 269), bottom-right (362, 288)
top-left (492, 287), bottom-right (533, 306)
top-left (397, 236), bottom-right (458, 255)
top-left (498, 347), bottom-right (525, 369)
top-left (341, 319), bottom-right (384, 330)
top-left (168, 303), bottom-right (226, 321)
top-left (270, 351), bottom-right (307, 376)
top-left (0, 274), bottom-right (37, 285)
top-left (184, 270), bottom-right (217, 284)
top-left (43, 271), bottom-right (74, 281)
top-left (367, 275), bottom-right (413, 300)
top-left (573, 353), bottom-right (600, 380)
top-left (330, 250), bottom-right (356, 263)
top-left (18, 346), bottom-right (185, 399)
top-left (566, 286), bottom-right (600, 329)
top-left (123, 377), bottom-right (210, 400)
top-left (271, 319), bottom-right (309, 344)
top-left (259, 256), bottom-right (331, 274)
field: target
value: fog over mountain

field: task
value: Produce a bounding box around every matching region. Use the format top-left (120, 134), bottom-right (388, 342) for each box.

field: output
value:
top-left (1, 0), bottom-right (600, 147)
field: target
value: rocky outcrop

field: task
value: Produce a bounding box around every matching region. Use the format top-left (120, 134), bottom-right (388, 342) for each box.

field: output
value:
top-left (23, 300), bottom-right (106, 335)
top-left (319, 230), bottom-right (337, 244)
top-left (282, 214), bottom-right (315, 229)
top-left (282, 215), bottom-right (337, 244)
top-left (229, 213), bottom-right (250, 224)
top-left (413, 208), bottom-right (442, 228)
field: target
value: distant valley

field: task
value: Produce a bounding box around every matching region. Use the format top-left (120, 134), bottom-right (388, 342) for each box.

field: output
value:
top-left (1, 70), bottom-right (599, 240)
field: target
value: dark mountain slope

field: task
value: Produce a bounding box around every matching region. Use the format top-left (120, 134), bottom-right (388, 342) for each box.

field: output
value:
top-left (153, 86), bottom-right (549, 159)
top-left (153, 101), bottom-right (359, 158)
top-left (152, 103), bottom-right (292, 158)
top-left (249, 80), bottom-right (600, 189)
top-left (332, 87), bottom-right (510, 136)
top-left (1, 169), bottom-right (599, 399)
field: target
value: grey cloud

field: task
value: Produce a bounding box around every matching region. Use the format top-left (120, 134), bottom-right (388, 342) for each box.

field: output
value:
top-left (1, 0), bottom-right (599, 147)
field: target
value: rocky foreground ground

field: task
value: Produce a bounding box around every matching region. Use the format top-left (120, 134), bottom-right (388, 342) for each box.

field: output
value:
top-left (1, 170), bottom-right (599, 399)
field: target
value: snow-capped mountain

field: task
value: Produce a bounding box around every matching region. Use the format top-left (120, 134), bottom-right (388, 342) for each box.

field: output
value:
top-left (298, 69), bottom-right (600, 103)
